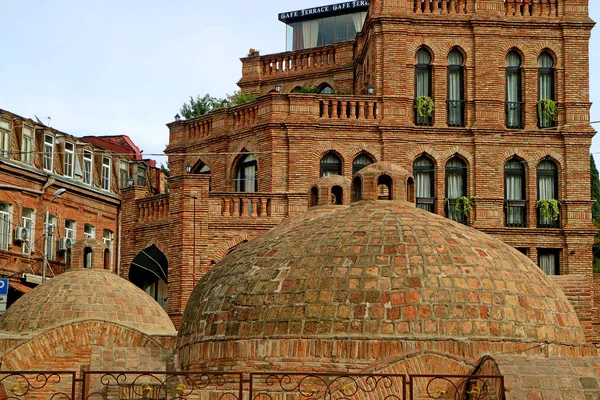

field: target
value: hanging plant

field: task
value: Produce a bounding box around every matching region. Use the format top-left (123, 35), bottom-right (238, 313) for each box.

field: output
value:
top-left (537, 99), bottom-right (557, 123)
top-left (444, 196), bottom-right (474, 217)
top-left (414, 96), bottom-right (435, 118)
top-left (248, 48), bottom-right (260, 57)
top-left (536, 199), bottom-right (560, 221)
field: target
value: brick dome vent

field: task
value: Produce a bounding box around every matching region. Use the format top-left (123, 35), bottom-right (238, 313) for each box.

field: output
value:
top-left (0, 269), bottom-right (175, 336)
top-left (352, 162), bottom-right (414, 202)
top-left (177, 200), bottom-right (585, 369)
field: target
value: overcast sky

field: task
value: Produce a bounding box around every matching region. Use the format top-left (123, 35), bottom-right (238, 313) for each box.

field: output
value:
top-left (1, 1), bottom-right (599, 166)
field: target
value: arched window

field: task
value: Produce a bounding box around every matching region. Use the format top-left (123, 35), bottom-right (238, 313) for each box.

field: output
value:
top-left (320, 85), bottom-right (334, 94)
top-left (538, 52), bottom-right (556, 128)
top-left (235, 154), bottom-right (257, 192)
top-left (83, 247), bottom-right (93, 269)
top-left (310, 186), bottom-right (319, 207)
top-left (447, 50), bottom-right (465, 127)
top-left (351, 176), bottom-right (363, 202)
top-left (352, 153), bottom-right (374, 175)
top-left (130, 245), bottom-right (169, 310)
top-left (331, 186), bottom-right (343, 205)
top-left (378, 175), bottom-right (392, 200)
top-left (504, 159), bottom-right (526, 227)
top-left (445, 157), bottom-right (467, 224)
top-left (415, 49), bottom-right (433, 126)
top-left (414, 156), bottom-right (435, 212)
top-left (537, 159), bottom-right (559, 228)
top-left (320, 152), bottom-right (342, 177)
top-left (506, 51), bottom-right (523, 129)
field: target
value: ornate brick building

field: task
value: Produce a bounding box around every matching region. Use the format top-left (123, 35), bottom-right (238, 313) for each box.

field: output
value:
top-left (119, 0), bottom-right (598, 341)
top-left (0, 108), bottom-right (163, 310)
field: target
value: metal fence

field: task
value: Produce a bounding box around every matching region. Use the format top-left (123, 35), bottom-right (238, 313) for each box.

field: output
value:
top-left (0, 371), bottom-right (504, 400)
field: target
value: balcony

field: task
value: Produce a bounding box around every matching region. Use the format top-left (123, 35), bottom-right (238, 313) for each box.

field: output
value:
top-left (445, 199), bottom-right (467, 225)
top-left (446, 100), bottom-right (465, 127)
top-left (414, 0), bottom-right (469, 14)
top-left (504, 200), bottom-right (527, 227)
top-left (506, 102), bottom-right (524, 129)
top-left (504, 0), bottom-right (560, 17)
top-left (537, 201), bottom-right (561, 228)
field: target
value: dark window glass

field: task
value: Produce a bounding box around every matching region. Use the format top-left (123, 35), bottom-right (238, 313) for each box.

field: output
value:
top-left (506, 51), bottom-right (523, 128)
top-left (236, 154), bottom-right (258, 192)
top-left (538, 248), bottom-right (560, 275)
top-left (504, 159), bottom-right (526, 227)
top-left (447, 50), bottom-right (465, 127)
top-left (415, 49), bottom-right (433, 126)
top-left (414, 156), bottom-right (435, 212)
top-left (445, 157), bottom-right (467, 224)
top-left (538, 52), bottom-right (556, 128)
top-left (537, 160), bottom-right (559, 228)
top-left (352, 153), bottom-right (374, 175)
top-left (320, 152), bottom-right (342, 177)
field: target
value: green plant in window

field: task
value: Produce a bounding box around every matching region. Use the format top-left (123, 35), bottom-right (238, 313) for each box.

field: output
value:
top-left (444, 196), bottom-right (474, 216)
top-left (536, 199), bottom-right (560, 221)
top-left (537, 99), bottom-right (557, 123)
top-left (414, 96), bottom-right (435, 118)
top-left (293, 85), bottom-right (322, 94)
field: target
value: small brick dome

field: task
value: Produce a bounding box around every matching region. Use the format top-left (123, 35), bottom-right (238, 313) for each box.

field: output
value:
top-left (0, 269), bottom-right (175, 336)
top-left (177, 199), bottom-right (585, 369)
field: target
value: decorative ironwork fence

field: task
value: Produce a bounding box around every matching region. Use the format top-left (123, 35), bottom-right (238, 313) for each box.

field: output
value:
top-left (0, 371), bottom-right (503, 400)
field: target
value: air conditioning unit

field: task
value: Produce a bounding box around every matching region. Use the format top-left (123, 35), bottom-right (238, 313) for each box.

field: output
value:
top-left (58, 237), bottom-right (73, 252)
top-left (14, 227), bottom-right (30, 242)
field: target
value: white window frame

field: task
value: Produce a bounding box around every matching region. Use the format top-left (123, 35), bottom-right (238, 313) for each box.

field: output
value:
top-left (21, 208), bottom-right (35, 255)
top-left (84, 224), bottom-right (95, 239)
top-left (103, 229), bottom-right (113, 246)
top-left (0, 118), bottom-right (11, 157)
top-left (64, 142), bottom-right (74, 178)
top-left (44, 134), bottom-right (54, 172)
top-left (83, 150), bottom-right (93, 185)
top-left (119, 160), bottom-right (129, 188)
top-left (0, 203), bottom-right (11, 251)
top-left (65, 219), bottom-right (76, 240)
top-left (22, 125), bottom-right (34, 164)
top-left (102, 157), bottom-right (111, 191)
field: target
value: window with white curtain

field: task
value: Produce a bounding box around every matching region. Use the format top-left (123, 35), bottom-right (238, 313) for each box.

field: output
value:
top-left (45, 214), bottom-right (57, 260)
top-left (538, 248), bottom-right (559, 275)
top-left (445, 157), bottom-right (467, 223)
top-left (65, 219), bottom-right (76, 241)
top-left (84, 224), bottom-right (96, 239)
top-left (447, 49), bottom-right (465, 127)
top-left (102, 157), bottom-right (111, 191)
top-left (537, 159), bottom-right (559, 227)
top-left (83, 151), bottom-right (93, 185)
top-left (415, 49), bottom-right (433, 126)
top-left (504, 159), bottom-right (526, 227)
top-left (236, 154), bottom-right (258, 192)
top-left (414, 156), bottom-right (435, 212)
top-left (506, 51), bottom-right (523, 128)
top-left (44, 134), bottom-right (54, 171)
top-left (0, 203), bottom-right (11, 251)
top-left (538, 52), bottom-right (555, 128)
top-left (320, 152), bottom-right (342, 177)
top-left (352, 153), bottom-right (374, 175)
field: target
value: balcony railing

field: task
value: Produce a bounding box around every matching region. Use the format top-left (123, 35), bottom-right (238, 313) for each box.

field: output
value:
top-left (538, 103), bottom-right (558, 129)
top-left (506, 102), bottom-right (524, 129)
top-left (416, 197), bottom-right (435, 213)
top-left (446, 100), bottom-right (465, 127)
top-left (415, 110), bottom-right (433, 127)
top-left (505, 0), bottom-right (559, 17)
top-left (504, 200), bottom-right (527, 227)
top-left (414, 0), bottom-right (469, 14)
top-left (319, 98), bottom-right (379, 120)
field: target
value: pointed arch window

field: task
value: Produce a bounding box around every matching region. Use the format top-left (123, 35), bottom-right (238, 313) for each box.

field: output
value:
top-left (235, 154), bottom-right (257, 192)
top-left (413, 156), bottom-right (435, 212)
top-left (538, 52), bottom-right (556, 128)
top-left (352, 153), bottom-right (374, 175)
top-left (445, 157), bottom-right (467, 224)
top-left (447, 50), bottom-right (465, 127)
top-left (504, 159), bottom-right (526, 227)
top-left (415, 49), bottom-right (433, 126)
top-left (506, 51), bottom-right (523, 129)
top-left (537, 159), bottom-right (559, 228)
top-left (320, 152), bottom-right (342, 177)
top-left (320, 85), bottom-right (334, 94)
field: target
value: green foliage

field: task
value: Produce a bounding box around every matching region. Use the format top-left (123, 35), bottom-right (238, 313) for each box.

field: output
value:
top-left (292, 85), bottom-right (322, 94)
top-left (180, 94), bottom-right (220, 119)
top-left (180, 91), bottom-right (258, 119)
top-left (590, 155), bottom-right (600, 272)
top-left (537, 99), bottom-right (557, 123)
top-left (160, 162), bottom-right (170, 193)
top-left (536, 199), bottom-right (560, 221)
top-left (248, 48), bottom-right (259, 56)
top-left (414, 96), bottom-right (435, 118)
top-left (444, 196), bottom-right (474, 216)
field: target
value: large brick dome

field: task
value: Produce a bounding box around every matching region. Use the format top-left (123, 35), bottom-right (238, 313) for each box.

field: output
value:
top-left (177, 198), bottom-right (586, 370)
top-left (0, 268), bottom-right (175, 336)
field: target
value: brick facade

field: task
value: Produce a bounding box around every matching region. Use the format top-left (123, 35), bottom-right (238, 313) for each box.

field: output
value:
top-left (118, 0), bottom-right (597, 334)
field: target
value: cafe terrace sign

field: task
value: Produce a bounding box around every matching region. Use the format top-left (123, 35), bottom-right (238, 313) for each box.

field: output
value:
top-left (279, 1), bottom-right (369, 23)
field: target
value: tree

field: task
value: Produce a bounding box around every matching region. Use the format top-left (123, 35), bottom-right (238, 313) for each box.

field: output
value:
top-left (160, 162), bottom-right (170, 193)
top-left (590, 155), bottom-right (600, 271)
top-left (180, 94), bottom-right (221, 119)
top-left (179, 91), bottom-right (258, 119)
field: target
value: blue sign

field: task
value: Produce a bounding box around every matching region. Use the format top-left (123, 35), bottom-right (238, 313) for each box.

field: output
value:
top-left (0, 278), bottom-right (7, 295)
